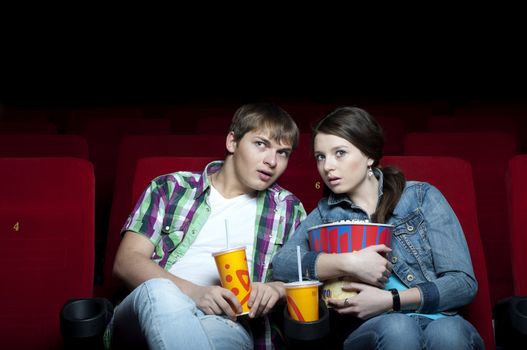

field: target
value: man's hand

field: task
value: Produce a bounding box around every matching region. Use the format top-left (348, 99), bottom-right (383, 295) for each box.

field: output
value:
top-left (190, 285), bottom-right (242, 320)
top-left (248, 282), bottom-right (285, 318)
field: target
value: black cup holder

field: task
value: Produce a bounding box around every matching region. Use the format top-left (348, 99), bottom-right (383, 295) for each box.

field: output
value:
top-left (510, 298), bottom-right (527, 335)
top-left (494, 296), bottom-right (527, 348)
top-left (60, 298), bottom-right (113, 348)
top-left (283, 300), bottom-right (330, 341)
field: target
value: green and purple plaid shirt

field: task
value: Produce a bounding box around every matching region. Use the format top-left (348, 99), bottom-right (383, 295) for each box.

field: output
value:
top-left (123, 160), bottom-right (306, 349)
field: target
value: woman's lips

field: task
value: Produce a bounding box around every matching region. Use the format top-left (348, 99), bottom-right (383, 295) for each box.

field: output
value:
top-left (328, 177), bottom-right (340, 186)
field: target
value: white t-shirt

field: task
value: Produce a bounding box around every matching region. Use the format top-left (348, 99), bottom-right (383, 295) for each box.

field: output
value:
top-left (169, 185), bottom-right (257, 286)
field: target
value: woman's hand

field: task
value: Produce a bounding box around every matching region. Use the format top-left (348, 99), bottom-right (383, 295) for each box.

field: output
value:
top-left (328, 282), bottom-right (392, 320)
top-left (248, 282), bottom-right (285, 318)
top-left (342, 245), bottom-right (392, 287)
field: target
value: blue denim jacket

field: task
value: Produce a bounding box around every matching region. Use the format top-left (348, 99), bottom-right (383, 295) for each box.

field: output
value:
top-left (272, 169), bottom-right (477, 314)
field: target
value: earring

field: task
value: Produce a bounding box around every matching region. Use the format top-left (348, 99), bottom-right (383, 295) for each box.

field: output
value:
top-left (368, 165), bottom-right (374, 177)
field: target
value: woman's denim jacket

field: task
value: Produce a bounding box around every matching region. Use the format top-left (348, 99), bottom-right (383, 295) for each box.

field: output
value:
top-left (272, 169), bottom-right (477, 314)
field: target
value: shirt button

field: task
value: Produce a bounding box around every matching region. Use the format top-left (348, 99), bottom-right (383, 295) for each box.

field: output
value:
top-left (391, 256), bottom-right (398, 264)
top-left (165, 226), bottom-right (170, 231)
top-left (406, 274), bottom-right (415, 282)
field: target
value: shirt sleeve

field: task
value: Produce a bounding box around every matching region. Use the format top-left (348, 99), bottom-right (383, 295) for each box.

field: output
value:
top-left (121, 175), bottom-right (174, 247)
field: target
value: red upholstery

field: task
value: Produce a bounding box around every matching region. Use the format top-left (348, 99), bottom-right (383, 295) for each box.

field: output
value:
top-left (278, 133), bottom-right (323, 212)
top-left (79, 118), bottom-right (171, 292)
top-left (132, 156), bottom-right (217, 207)
top-left (403, 132), bottom-right (518, 305)
top-left (381, 156), bottom-right (495, 349)
top-left (506, 155), bottom-right (527, 296)
top-left (79, 117), bottom-right (171, 209)
top-left (376, 116), bottom-right (405, 155)
top-left (426, 114), bottom-right (519, 135)
top-left (0, 158), bottom-right (95, 349)
top-left (0, 135), bottom-right (89, 159)
top-left (164, 106), bottom-right (237, 134)
top-left (98, 135), bottom-right (226, 299)
top-left (0, 121), bottom-right (57, 134)
top-left (278, 103), bottom-right (334, 132)
top-left (195, 115), bottom-right (232, 134)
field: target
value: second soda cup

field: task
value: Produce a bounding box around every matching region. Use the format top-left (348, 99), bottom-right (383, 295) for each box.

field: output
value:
top-left (284, 280), bottom-right (322, 322)
top-left (212, 246), bottom-right (251, 315)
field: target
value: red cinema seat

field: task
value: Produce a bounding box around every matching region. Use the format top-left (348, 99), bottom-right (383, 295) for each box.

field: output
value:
top-left (98, 135), bottom-right (226, 300)
top-left (381, 156), bottom-right (495, 350)
top-left (79, 118), bottom-right (171, 210)
top-left (0, 158), bottom-right (95, 349)
top-left (506, 155), bottom-right (527, 296)
top-left (403, 132), bottom-right (518, 306)
top-left (0, 135), bottom-right (89, 159)
top-left (79, 118), bottom-right (171, 289)
top-left (278, 133), bottom-right (323, 213)
top-left (0, 120), bottom-right (58, 134)
top-left (376, 116), bottom-right (405, 155)
top-left (132, 156), bottom-right (218, 208)
top-left (426, 114), bottom-right (519, 135)
top-left (164, 105), bottom-right (237, 134)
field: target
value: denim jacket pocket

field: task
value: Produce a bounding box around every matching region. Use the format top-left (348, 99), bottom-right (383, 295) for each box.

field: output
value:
top-left (392, 210), bottom-right (424, 237)
top-left (392, 210), bottom-right (434, 280)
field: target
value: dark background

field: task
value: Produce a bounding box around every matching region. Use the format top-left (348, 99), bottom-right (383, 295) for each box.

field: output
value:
top-left (2, 14), bottom-right (526, 109)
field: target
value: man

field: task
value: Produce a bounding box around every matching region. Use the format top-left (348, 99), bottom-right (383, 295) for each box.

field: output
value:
top-left (105, 103), bottom-right (306, 349)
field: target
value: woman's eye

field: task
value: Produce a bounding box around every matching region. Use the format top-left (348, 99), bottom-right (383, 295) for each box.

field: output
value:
top-left (315, 154), bottom-right (325, 161)
top-left (336, 150), bottom-right (346, 157)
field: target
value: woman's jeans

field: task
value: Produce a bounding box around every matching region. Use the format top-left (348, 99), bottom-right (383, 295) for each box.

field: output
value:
top-left (343, 313), bottom-right (484, 350)
top-left (109, 278), bottom-right (253, 350)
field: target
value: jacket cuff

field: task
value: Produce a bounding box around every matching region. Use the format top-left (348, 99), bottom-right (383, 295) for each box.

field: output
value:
top-left (415, 281), bottom-right (440, 313)
top-left (302, 251), bottom-right (322, 280)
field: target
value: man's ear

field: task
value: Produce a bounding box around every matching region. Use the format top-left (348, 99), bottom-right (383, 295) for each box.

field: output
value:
top-left (226, 131), bottom-right (237, 153)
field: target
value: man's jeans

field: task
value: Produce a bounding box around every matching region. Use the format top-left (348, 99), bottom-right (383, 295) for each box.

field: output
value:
top-left (343, 313), bottom-right (484, 350)
top-left (110, 278), bottom-right (253, 349)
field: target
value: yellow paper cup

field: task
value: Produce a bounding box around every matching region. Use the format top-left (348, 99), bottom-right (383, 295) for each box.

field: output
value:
top-left (284, 281), bottom-right (322, 322)
top-left (212, 246), bottom-right (251, 315)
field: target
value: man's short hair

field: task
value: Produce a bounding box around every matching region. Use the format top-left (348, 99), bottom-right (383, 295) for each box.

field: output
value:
top-left (229, 103), bottom-right (299, 149)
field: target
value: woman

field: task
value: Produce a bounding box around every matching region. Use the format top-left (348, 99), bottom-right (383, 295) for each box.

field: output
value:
top-left (272, 107), bottom-right (484, 349)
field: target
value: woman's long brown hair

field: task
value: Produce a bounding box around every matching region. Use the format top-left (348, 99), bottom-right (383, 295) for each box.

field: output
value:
top-left (313, 106), bottom-right (406, 223)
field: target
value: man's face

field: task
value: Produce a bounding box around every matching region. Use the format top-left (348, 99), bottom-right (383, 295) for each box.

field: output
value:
top-left (228, 128), bottom-right (293, 192)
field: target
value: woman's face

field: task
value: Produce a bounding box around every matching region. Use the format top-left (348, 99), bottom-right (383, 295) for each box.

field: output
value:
top-left (314, 132), bottom-right (372, 196)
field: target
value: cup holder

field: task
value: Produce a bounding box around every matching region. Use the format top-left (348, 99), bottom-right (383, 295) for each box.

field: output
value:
top-left (60, 298), bottom-right (113, 348)
top-left (510, 298), bottom-right (527, 335)
top-left (283, 300), bottom-right (330, 341)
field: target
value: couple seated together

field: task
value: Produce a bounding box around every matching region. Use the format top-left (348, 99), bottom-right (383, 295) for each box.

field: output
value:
top-left (105, 103), bottom-right (484, 349)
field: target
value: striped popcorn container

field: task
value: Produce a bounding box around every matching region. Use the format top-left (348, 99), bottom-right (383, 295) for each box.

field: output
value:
top-left (308, 222), bottom-right (394, 304)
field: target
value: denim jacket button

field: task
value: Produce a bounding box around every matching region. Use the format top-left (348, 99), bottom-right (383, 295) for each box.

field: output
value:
top-left (406, 224), bottom-right (414, 231)
top-left (406, 274), bottom-right (415, 282)
top-left (391, 256), bottom-right (398, 264)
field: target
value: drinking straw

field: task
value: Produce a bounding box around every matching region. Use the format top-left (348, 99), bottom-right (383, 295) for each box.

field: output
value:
top-left (224, 219), bottom-right (230, 249)
top-left (297, 245), bottom-right (302, 282)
